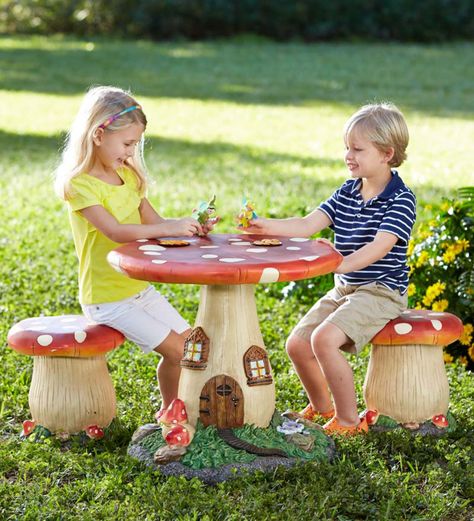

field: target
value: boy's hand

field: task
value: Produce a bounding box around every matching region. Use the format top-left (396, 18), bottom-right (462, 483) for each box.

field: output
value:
top-left (241, 218), bottom-right (272, 235)
top-left (316, 238), bottom-right (335, 248)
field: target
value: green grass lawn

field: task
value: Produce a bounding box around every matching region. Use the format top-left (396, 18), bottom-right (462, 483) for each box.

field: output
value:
top-left (0, 36), bottom-right (473, 520)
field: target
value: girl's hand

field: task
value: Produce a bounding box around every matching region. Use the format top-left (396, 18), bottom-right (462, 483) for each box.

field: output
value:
top-left (201, 217), bottom-right (220, 235)
top-left (316, 238), bottom-right (335, 248)
top-left (167, 217), bottom-right (203, 237)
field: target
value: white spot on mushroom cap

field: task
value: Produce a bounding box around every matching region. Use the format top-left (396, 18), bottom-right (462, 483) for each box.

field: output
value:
top-left (246, 248), bottom-right (267, 253)
top-left (259, 268), bottom-right (280, 283)
top-left (136, 239), bottom-right (148, 242)
top-left (202, 254), bottom-right (218, 259)
top-left (37, 335), bottom-right (53, 346)
top-left (74, 331), bottom-right (87, 343)
top-left (139, 245), bottom-right (166, 252)
top-left (301, 255), bottom-right (320, 262)
top-left (200, 245), bottom-right (219, 249)
top-left (290, 237), bottom-right (309, 242)
top-left (394, 323), bottom-right (413, 334)
top-left (219, 258), bottom-right (245, 263)
top-left (228, 238), bottom-right (243, 242)
top-left (151, 259), bottom-right (167, 264)
top-left (231, 241), bottom-right (252, 246)
top-left (429, 312), bottom-right (446, 316)
top-left (431, 320), bottom-right (443, 331)
top-left (143, 251), bottom-right (162, 256)
top-left (286, 246), bottom-right (301, 251)
top-left (107, 251), bottom-right (126, 274)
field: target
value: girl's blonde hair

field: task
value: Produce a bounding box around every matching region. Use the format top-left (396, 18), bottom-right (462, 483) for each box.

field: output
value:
top-left (344, 103), bottom-right (409, 167)
top-left (54, 86), bottom-right (148, 200)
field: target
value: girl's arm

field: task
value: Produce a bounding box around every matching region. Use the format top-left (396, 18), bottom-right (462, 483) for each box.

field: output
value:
top-left (80, 204), bottom-right (203, 243)
top-left (335, 231), bottom-right (398, 274)
top-left (138, 198), bottom-right (165, 225)
top-left (244, 208), bottom-right (331, 237)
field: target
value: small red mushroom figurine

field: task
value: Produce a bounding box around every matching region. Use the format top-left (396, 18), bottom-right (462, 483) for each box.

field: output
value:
top-left (432, 414), bottom-right (449, 429)
top-left (158, 398), bottom-right (195, 447)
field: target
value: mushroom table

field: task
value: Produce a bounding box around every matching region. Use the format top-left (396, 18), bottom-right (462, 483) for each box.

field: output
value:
top-left (108, 233), bottom-right (342, 482)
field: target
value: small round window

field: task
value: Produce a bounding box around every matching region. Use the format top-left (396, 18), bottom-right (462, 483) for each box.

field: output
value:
top-left (216, 384), bottom-right (232, 396)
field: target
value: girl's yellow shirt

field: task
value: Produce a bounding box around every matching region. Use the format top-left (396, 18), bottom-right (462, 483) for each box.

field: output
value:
top-left (68, 168), bottom-right (148, 305)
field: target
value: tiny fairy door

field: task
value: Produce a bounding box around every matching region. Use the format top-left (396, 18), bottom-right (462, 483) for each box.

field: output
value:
top-left (199, 375), bottom-right (244, 428)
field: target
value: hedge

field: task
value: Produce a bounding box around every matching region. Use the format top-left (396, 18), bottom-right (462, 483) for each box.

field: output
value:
top-left (1, 0), bottom-right (473, 42)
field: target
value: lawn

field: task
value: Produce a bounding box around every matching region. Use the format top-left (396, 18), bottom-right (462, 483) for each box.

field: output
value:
top-left (0, 36), bottom-right (473, 520)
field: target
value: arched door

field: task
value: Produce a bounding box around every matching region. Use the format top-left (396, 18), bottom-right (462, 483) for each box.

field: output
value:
top-left (199, 375), bottom-right (244, 428)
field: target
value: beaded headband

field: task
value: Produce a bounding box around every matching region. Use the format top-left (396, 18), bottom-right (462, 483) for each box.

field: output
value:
top-left (98, 105), bottom-right (141, 129)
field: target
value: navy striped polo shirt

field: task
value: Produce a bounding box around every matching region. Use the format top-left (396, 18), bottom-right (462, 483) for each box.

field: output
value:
top-left (319, 171), bottom-right (416, 294)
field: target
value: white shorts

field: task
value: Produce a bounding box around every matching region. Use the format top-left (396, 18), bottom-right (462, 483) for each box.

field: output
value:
top-left (81, 286), bottom-right (190, 354)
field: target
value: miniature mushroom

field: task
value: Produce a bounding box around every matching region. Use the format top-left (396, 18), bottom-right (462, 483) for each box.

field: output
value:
top-left (364, 310), bottom-right (463, 428)
top-left (7, 315), bottom-right (125, 436)
top-left (164, 423), bottom-right (195, 447)
top-left (158, 398), bottom-right (188, 425)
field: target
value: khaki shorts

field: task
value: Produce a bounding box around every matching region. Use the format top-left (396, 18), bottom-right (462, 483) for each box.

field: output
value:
top-left (293, 281), bottom-right (407, 354)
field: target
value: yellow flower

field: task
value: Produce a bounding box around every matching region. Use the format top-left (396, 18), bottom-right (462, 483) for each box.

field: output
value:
top-left (443, 352), bottom-right (454, 364)
top-left (407, 240), bottom-right (415, 257)
top-left (432, 299), bottom-right (449, 312)
top-left (459, 323), bottom-right (473, 346)
top-left (468, 345), bottom-right (474, 362)
top-left (442, 248), bottom-right (456, 264)
top-left (441, 202), bottom-right (450, 212)
top-left (429, 220), bottom-right (437, 227)
top-left (416, 251), bottom-right (430, 268)
top-left (422, 282), bottom-right (446, 307)
top-left (407, 283), bottom-right (416, 297)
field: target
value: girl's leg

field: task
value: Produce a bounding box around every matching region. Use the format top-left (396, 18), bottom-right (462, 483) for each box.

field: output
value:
top-left (154, 328), bottom-right (191, 409)
top-left (311, 323), bottom-right (360, 426)
top-left (286, 333), bottom-right (333, 413)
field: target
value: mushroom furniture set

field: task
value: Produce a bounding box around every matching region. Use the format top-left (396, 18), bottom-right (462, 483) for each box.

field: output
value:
top-left (7, 234), bottom-right (463, 440)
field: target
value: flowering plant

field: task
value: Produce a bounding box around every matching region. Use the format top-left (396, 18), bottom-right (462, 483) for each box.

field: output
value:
top-left (408, 187), bottom-right (473, 370)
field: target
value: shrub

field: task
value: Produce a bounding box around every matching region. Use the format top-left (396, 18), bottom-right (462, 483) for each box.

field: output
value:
top-left (408, 187), bottom-right (474, 370)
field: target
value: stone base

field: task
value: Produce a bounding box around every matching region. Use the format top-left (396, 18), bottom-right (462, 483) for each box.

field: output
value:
top-left (127, 411), bottom-right (336, 485)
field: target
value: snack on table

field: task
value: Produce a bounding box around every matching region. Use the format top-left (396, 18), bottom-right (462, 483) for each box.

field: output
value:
top-left (191, 195), bottom-right (217, 226)
top-left (237, 197), bottom-right (258, 228)
top-left (252, 239), bottom-right (282, 247)
top-left (157, 240), bottom-right (191, 247)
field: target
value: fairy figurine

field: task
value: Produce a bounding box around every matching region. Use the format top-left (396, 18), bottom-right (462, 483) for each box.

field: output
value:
top-left (237, 197), bottom-right (258, 228)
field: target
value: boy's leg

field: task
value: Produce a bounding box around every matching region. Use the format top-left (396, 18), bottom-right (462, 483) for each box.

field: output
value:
top-left (153, 328), bottom-right (191, 409)
top-left (311, 322), bottom-right (360, 427)
top-left (286, 334), bottom-right (333, 413)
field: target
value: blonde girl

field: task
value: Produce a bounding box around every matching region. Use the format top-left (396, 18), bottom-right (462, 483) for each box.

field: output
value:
top-left (55, 85), bottom-right (211, 418)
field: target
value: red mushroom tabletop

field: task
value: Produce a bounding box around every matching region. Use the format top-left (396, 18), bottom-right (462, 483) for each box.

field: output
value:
top-left (7, 315), bottom-right (125, 357)
top-left (371, 309), bottom-right (463, 346)
top-left (107, 234), bottom-right (343, 285)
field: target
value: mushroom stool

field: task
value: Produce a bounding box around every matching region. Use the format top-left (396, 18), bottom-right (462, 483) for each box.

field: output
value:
top-left (363, 310), bottom-right (463, 430)
top-left (7, 315), bottom-right (125, 439)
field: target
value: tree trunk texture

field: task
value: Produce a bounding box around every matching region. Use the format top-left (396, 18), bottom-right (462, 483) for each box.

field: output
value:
top-left (29, 356), bottom-right (116, 434)
top-left (363, 343), bottom-right (449, 423)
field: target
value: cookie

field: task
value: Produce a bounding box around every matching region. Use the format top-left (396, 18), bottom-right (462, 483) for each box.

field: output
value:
top-left (252, 239), bottom-right (282, 247)
top-left (157, 240), bottom-right (190, 247)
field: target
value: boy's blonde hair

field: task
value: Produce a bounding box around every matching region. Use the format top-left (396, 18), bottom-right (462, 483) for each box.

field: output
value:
top-left (54, 86), bottom-right (148, 200)
top-left (344, 103), bottom-right (409, 167)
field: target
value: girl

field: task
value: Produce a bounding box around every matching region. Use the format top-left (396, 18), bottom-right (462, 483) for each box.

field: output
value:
top-left (55, 85), bottom-right (212, 419)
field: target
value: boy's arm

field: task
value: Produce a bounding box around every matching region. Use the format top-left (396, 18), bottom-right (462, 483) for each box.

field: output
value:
top-left (244, 208), bottom-right (331, 237)
top-left (335, 231), bottom-right (398, 274)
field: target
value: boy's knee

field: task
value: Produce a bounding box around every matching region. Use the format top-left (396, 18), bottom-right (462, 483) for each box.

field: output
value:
top-left (286, 334), bottom-right (311, 362)
top-left (311, 327), bottom-right (338, 358)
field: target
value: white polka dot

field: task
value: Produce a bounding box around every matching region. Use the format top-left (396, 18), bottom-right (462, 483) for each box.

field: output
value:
top-left (259, 268), bottom-right (280, 283)
top-left (246, 248), bottom-right (268, 253)
top-left (219, 258), bottom-right (245, 263)
top-left (200, 245), bottom-right (219, 249)
top-left (136, 239), bottom-right (148, 242)
top-left (74, 331), bottom-right (87, 343)
top-left (290, 237), bottom-right (309, 242)
top-left (143, 251), bottom-right (162, 256)
top-left (301, 256), bottom-right (320, 262)
top-left (286, 246), bottom-right (301, 251)
top-left (231, 241), bottom-right (252, 246)
top-left (411, 315), bottom-right (424, 319)
top-left (139, 245), bottom-right (166, 251)
top-left (228, 238), bottom-right (243, 242)
top-left (431, 320), bottom-right (443, 331)
top-left (202, 254), bottom-right (218, 259)
top-left (394, 323), bottom-right (413, 335)
top-left (151, 259), bottom-right (167, 264)
top-left (107, 251), bottom-right (126, 274)
top-left (37, 335), bottom-right (53, 346)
